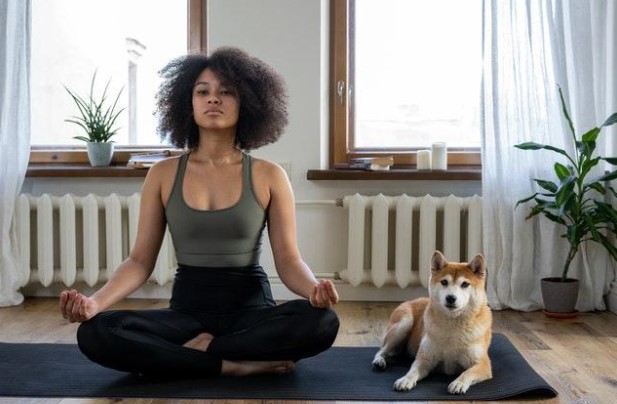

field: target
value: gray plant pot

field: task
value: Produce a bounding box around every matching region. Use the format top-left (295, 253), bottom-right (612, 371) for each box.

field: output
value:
top-left (87, 142), bottom-right (114, 167)
top-left (540, 277), bottom-right (579, 314)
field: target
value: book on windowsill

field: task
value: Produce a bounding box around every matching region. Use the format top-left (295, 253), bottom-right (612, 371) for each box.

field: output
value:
top-left (127, 150), bottom-right (173, 168)
top-left (347, 156), bottom-right (394, 171)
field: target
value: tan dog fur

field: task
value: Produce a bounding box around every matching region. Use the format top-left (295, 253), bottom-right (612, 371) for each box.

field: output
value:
top-left (372, 251), bottom-right (493, 394)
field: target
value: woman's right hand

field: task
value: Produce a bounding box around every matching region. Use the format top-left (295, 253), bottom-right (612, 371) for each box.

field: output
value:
top-left (59, 289), bottom-right (100, 323)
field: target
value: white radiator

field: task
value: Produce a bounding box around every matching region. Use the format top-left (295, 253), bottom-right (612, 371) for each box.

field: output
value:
top-left (339, 194), bottom-right (483, 288)
top-left (14, 193), bottom-right (176, 288)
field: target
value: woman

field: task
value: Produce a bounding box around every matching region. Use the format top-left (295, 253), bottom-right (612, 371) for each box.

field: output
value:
top-left (59, 47), bottom-right (340, 377)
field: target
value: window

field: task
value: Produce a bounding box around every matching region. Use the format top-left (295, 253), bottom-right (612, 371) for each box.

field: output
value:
top-left (29, 0), bottom-right (205, 162)
top-left (330, 0), bottom-right (482, 168)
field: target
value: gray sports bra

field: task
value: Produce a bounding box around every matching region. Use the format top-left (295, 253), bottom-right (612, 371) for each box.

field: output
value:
top-left (165, 153), bottom-right (267, 268)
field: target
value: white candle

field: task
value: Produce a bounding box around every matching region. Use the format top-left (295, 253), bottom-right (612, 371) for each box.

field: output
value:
top-left (416, 150), bottom-right (431, 170)
top-left (431, 142), bottom-right (447, 171)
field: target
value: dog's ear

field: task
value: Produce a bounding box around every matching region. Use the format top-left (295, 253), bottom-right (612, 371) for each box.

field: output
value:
top-left (431, 250), bottom-right (448, 274)
top-left (467, 254), bottom-right (487, 278)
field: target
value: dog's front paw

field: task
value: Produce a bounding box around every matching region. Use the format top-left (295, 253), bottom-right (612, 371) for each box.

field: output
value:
top-left (393, 375), bottom-right (418, 391)
top-left (372, 355), bottom-right (387, 371)
top-left (448, 377), bottom-right (472, 394)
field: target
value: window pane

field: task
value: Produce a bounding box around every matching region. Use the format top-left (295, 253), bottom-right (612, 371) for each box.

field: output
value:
top-left (31, 0), bottom-right (187, 146)
top-left (353, 0), bottom-right (481, 150)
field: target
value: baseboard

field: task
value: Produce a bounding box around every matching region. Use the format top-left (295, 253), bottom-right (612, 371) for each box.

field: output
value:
top-left (21, 277), bottom-right (617, 312)
top-left (22, 279), bottom-right (427, 303)
top-left (270, 282), bottom-right (427, 302)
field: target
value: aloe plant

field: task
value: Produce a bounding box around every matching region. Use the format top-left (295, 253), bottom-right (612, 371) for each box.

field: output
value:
top-left (515, 87), bottom-right (617, 281)
top-left (64, 71), bottom-right (125, 143)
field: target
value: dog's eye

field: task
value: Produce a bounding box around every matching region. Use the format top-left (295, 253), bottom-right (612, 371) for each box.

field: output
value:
top-left (440, 279), bottom-right (448, 286)
top-left (461, 281), bottom-right (470, 288)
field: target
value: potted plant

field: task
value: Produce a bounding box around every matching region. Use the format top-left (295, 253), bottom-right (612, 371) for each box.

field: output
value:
top-left (64, 71), bottom-right (125, 166)
top-left (515, 87), bottom-right (617, 316)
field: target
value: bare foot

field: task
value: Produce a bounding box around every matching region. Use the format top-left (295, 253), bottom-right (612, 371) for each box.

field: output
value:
top-left (183, 332), bottom-right (214, 351)
top-left (221, 360), bottom-right (296, 376)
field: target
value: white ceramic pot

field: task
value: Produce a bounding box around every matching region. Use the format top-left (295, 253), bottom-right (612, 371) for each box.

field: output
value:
top-left (87, 142), bottom-right (114, 166)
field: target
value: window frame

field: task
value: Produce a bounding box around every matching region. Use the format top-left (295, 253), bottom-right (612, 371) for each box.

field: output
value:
top-left (329, 0), bottom-right (481, 169)
top-left (28, 0), bottom-right (207, 165)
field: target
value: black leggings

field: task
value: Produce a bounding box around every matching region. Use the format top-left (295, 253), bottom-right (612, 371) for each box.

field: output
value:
top-left (76, 265), bottom-right (340, 377)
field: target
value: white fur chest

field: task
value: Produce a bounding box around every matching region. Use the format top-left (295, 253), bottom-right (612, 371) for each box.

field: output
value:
top-left (421, 316), bottom-right (489, 374)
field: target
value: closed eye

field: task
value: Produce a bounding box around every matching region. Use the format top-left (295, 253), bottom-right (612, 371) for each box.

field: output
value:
top-left (221, 89), bottom-right (237, 97)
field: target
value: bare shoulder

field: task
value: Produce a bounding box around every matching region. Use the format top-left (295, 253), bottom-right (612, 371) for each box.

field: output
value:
top-left (149, 154), bottom-right (182, 175)
top-left (250, 156), bottom-right (289, 185)
top-left (143, 155), bottom-right (181, 182)
top-left (249, 156), bottom-right (292, 208)
top-left (141, 155), bottom-right (183, 203)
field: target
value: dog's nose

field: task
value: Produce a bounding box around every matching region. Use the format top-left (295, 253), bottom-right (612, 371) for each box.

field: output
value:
top-left (446, 295), bottom-right (456, 305)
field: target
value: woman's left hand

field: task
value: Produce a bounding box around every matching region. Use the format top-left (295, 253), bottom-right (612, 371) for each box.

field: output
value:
top-left (309, 279), bottom-right (339, 308)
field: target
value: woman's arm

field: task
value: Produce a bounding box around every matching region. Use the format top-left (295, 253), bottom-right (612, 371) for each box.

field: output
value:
top-left (262, 162), bottom-right (339, 308)
top-left (60, 162), bottom-right (169, 321)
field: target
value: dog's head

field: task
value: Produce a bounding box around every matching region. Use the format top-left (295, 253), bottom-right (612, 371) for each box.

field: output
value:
top-left (428, 250), bottom-right (487, 316)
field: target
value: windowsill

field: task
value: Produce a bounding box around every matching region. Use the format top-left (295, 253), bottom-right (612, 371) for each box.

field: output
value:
top-left (26, 164), bottom-right (482, 180)
top-left (26, 163), bottom-right (149, 178)
top-left (306, 166), bottom-right (481, 181)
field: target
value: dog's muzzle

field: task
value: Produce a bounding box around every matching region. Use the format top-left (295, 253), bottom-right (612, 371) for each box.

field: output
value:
top-left (445, 295), bottom-right (457, 309)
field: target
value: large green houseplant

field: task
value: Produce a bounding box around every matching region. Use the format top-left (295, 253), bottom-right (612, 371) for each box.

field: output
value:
top-left (515, 87), bottom-right (617, 314)
top-left (64, 71), bottom-right (125, 166)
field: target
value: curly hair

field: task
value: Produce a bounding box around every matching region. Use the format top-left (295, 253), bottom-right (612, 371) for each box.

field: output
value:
top-left (155, 47), bottom-right (288, 150)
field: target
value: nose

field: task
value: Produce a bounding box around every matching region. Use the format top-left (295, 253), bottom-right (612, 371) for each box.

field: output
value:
top-left (445, 295), bottom-right (456, 305)
top-left (207, 96), bottom-right (221, 104)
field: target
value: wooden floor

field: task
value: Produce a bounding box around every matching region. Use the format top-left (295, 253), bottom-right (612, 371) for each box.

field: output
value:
top-left (1, 297), bottom-right (617, 404)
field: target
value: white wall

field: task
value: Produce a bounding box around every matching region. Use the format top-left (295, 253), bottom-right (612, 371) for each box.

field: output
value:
top-left (21, 0), bottom-right (482, 301)
top-left (206, 0), bottom-right (480, 276)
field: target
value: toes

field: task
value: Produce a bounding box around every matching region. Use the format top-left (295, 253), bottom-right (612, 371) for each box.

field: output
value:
top-left (393, 376), bottom-right (416, 391)
top-left (372, 356), bottom-right (387, 371)
top-left (448, 379), bottom-right (470, 394)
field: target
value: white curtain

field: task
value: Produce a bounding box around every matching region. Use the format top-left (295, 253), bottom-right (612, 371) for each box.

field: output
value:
top-left (0, 0), bottom-right (31, 306)
top-left (482, 0), bottom-right (617, 311)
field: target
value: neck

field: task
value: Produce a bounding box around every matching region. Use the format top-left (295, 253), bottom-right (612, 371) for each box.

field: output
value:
top-left (191, 142), bottom-right (242, 165)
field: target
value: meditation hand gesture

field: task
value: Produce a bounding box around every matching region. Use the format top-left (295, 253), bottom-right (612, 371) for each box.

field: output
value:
top-left (309, 279), bottom-right (339, 308)
top-left (59, 289), bottom-right (100, 323)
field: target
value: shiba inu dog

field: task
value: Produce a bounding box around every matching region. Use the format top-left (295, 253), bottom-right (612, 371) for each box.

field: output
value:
top-left (372, 250), bottom-right (492, 394)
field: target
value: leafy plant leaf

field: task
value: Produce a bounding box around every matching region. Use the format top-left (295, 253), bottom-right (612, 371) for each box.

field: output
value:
top-left (601, 112), bottom-right (617, 127)
top-left (581, 127), bottom-right (600, 142)
top-left (515, 193), bottom-right (539, 207)
top-left (603, 157), bottom-right (617, 165)
top-left (554, 162), bottom-right (570, 180)
top-left (588, 182), bottom-right (606, 195)
top-left (577, 140), bottom-right (596, 158)
top-left (558, 86), bottom-right (576, 141)
top-left (543, 145), bottom-right (570, 158)
top-left (514, 142), bottom-right (545, 150)
top-left (595, 170), bottom-right (617, 182)
top-left (580, 156), bottom-right (600, 179)
top-left (534, 179), bottom-right (558, 192)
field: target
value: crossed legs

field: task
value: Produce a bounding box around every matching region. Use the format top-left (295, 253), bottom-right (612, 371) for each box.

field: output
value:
top-left (77, 300), bottom-right (339, 377)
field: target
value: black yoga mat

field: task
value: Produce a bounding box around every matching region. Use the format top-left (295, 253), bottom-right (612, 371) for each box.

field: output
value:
top-left (0, 334), bottom-right (556, 401)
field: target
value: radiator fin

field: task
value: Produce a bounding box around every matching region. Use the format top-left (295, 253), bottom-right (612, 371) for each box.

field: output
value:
top-left (340, 194), bottom-right (483, 288)
top-left (15, 193), bottom-right (176, 287)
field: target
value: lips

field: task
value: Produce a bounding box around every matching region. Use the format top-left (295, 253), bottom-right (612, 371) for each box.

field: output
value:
top-left (204, 109), bottom-right (223, 115)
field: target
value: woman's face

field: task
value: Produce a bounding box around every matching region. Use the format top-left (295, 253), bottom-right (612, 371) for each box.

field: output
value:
top-left (192, 68), bottom-right (240, 132)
